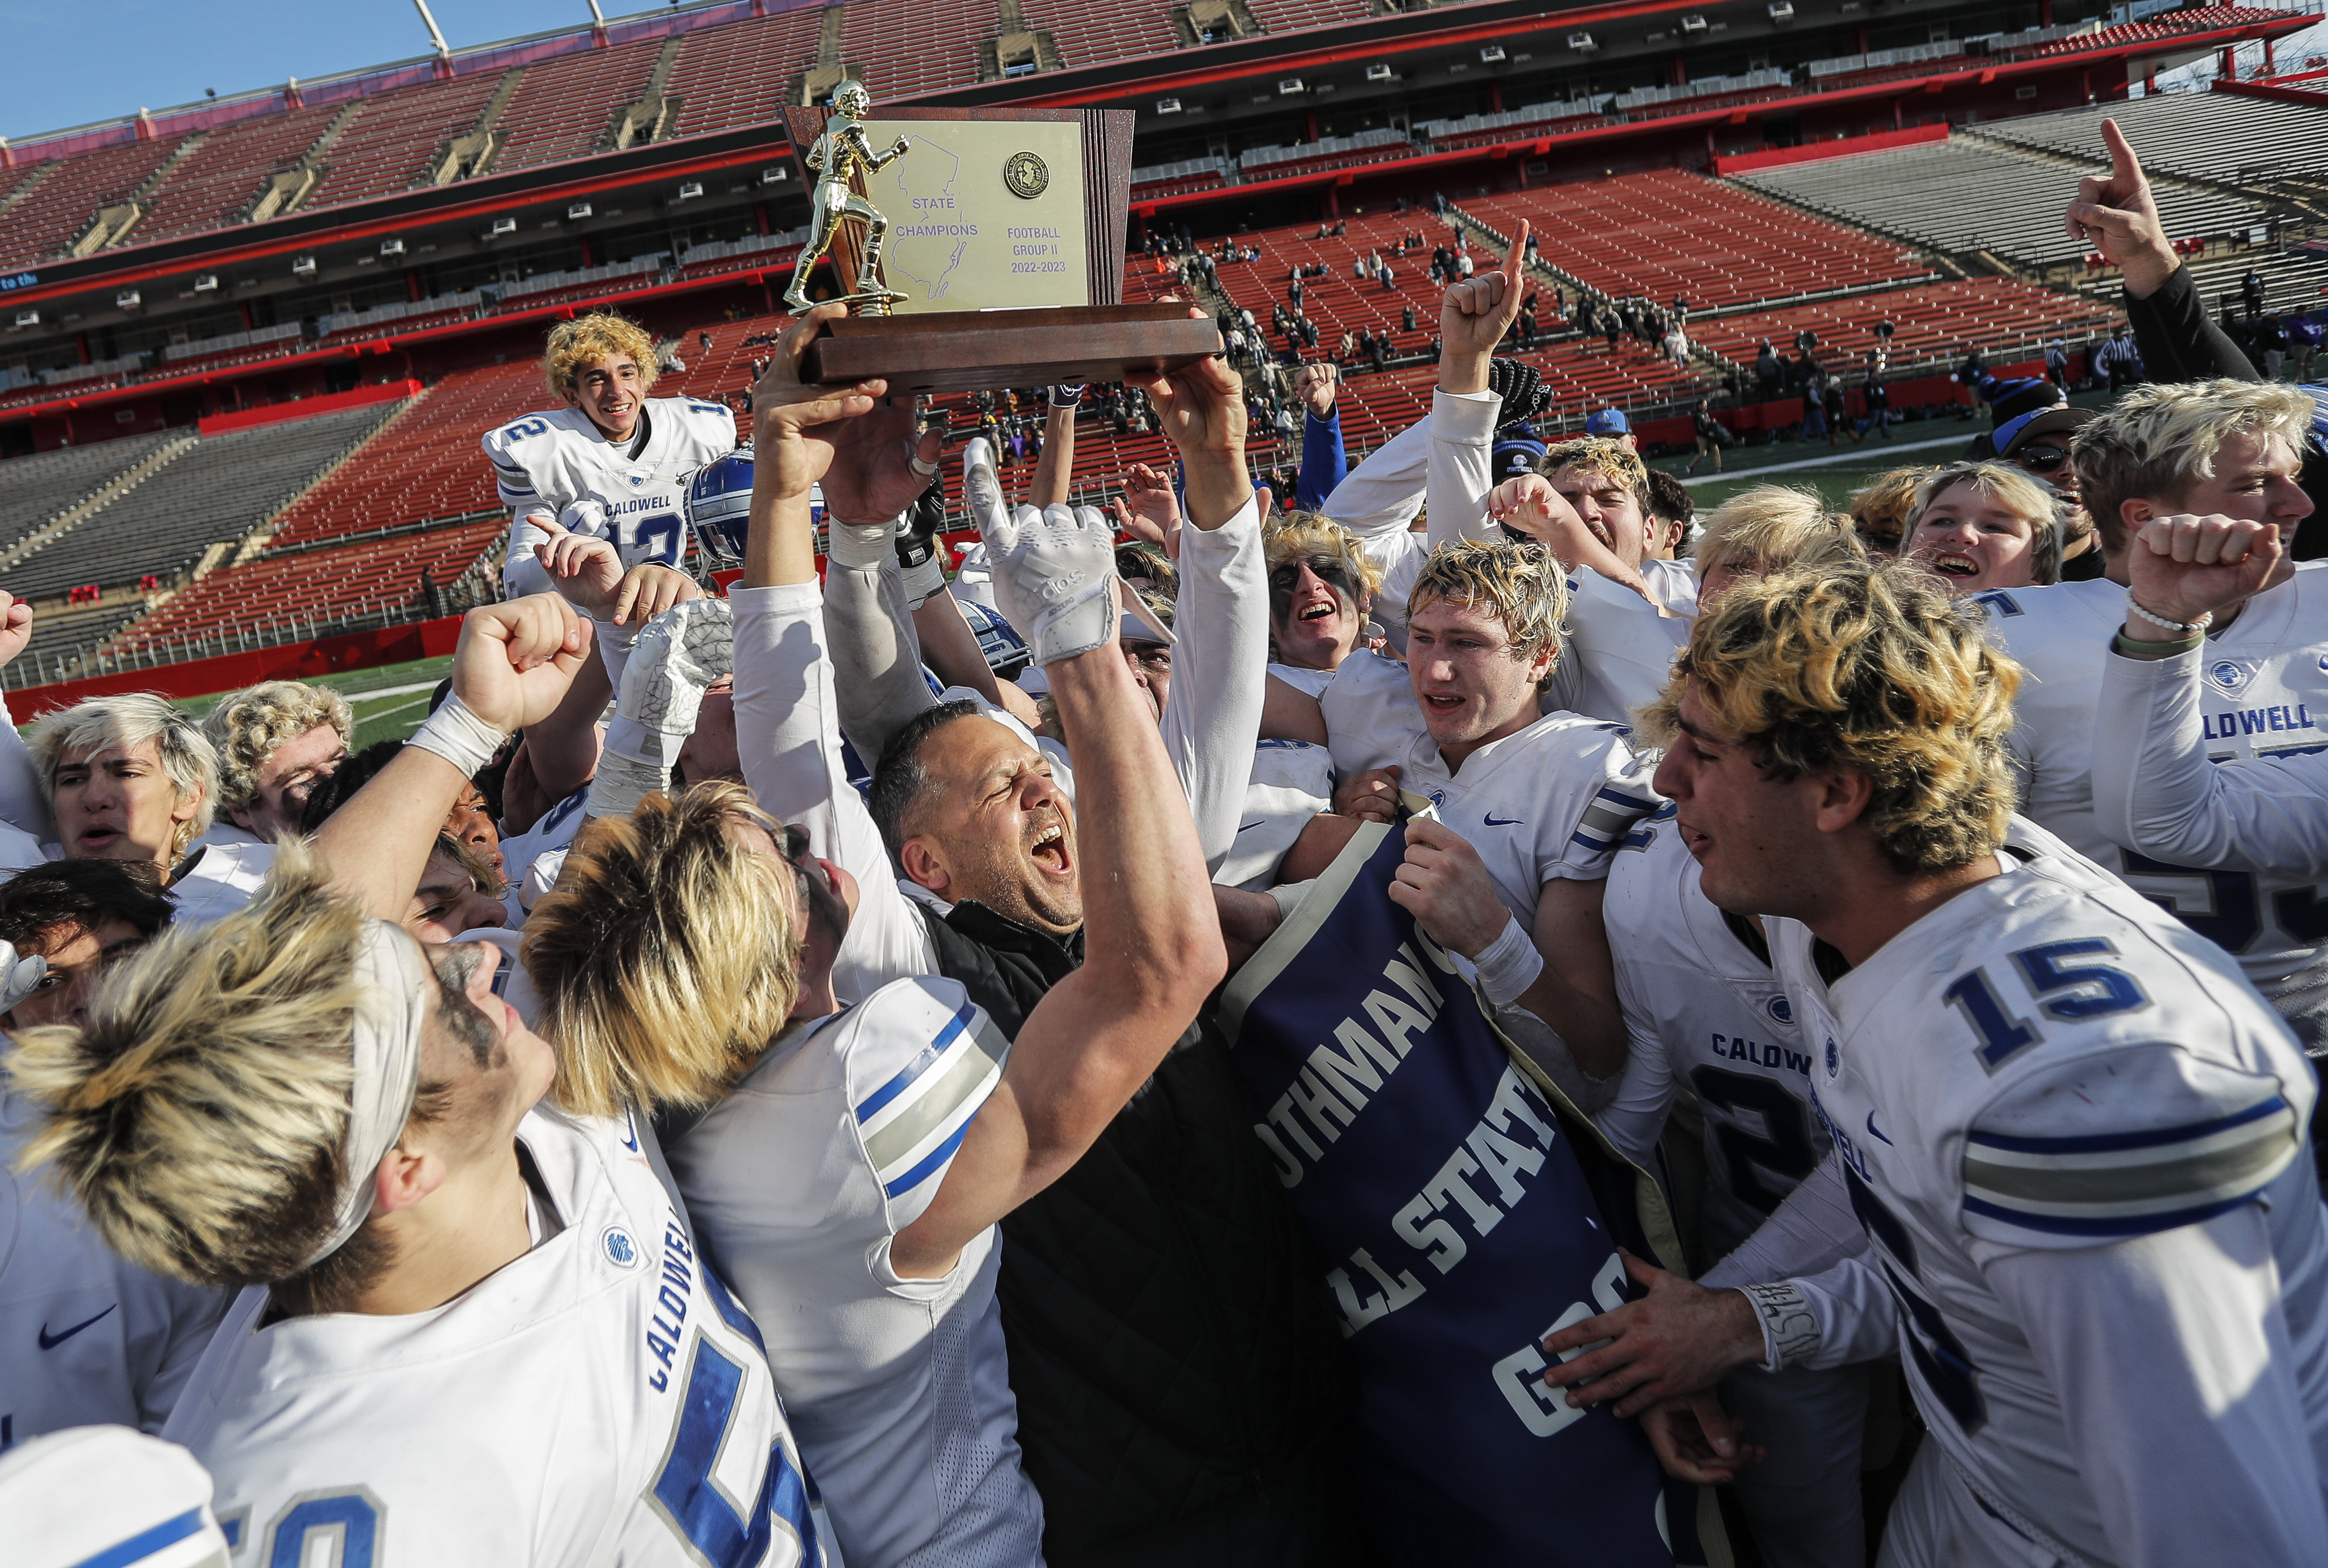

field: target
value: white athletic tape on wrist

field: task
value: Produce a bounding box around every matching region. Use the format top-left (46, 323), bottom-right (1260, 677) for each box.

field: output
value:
top-left (825, 516), bottom-right (895, 571)
top-left (900, 552), bottom-right (948, 605)
top-left (1738, 1280), bottom-right (1821, 1372)
top-left (1472, 915), bottom-right (1545, 1008)
top-left (406, 693), bottom-right (508, 780)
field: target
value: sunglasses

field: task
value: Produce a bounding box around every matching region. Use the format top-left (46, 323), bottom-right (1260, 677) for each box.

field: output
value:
top-left (2009, 445), bottom-right (2072, 475)
top-left (1269, 554), bottom-right (1358, 613)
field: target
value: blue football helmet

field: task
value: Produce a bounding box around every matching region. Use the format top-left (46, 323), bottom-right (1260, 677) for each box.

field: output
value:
top-left (683, 448), bottom-right (824, 568)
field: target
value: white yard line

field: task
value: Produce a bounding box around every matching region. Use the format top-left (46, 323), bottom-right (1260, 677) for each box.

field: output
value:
top-left (1675, 429), bottom-right (1974, 487)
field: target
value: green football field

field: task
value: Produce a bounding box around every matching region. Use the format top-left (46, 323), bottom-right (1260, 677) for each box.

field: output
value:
top-left (165, 656), bottom-right (455, 750)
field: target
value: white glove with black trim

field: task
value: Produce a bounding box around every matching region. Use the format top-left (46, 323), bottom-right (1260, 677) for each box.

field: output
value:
top-left (979, 500), bottom-right (1118, 666)
top-left (0, 941), bottom-right (45, 1015)
top-left (587, 597), bottom-right (734, 819)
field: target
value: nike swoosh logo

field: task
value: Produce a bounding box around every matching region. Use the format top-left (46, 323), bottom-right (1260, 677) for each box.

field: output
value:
top-left (1865, 1111), bottom-right (1895, 1147)
top-left (1483, 813), bottom-right (1524, 827)
top-left (1237, 820), bottom-right (1266, 834)
top-left (39, 1304), bottom-right (116, 1350)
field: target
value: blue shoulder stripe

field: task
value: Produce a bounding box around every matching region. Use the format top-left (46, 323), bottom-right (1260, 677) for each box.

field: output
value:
top-left (1967, 1096), bottom-right (2289, 1157)
top-left (852, 997), bottom-right (978, 1123)
top-left (883, 1119), bottom-right (978, 1199)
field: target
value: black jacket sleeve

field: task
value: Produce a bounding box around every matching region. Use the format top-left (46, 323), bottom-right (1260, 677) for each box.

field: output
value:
top-left (2125, 262), bottom-right (2259, 383)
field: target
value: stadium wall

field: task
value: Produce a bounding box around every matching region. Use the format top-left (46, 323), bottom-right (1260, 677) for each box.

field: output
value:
top-left (5, 614), bottom-right (463, 719)
top-left (1713, 123), bottom-right (1951, 176)
top-left (196, 380), bottom-right (420, 437)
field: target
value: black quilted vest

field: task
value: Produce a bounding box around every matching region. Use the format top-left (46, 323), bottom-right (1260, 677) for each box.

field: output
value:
top-left (919, 900), bottom-right (1357, 1562)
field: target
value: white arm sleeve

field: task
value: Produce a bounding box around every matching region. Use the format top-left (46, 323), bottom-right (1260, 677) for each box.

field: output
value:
top-left (1980, 1174), bottom-right (2328, 1567)
top-left (500, 508), bottom-right (560, 600)
top-left (2091, 643), bottom-right (2328, 876)
top-left (1322, 414), bottom-right (1431, 650)
top-left (1700, 1151), bottom-right (1869, 1290)
top-left (1160, 495), bottom-right (1268, 872)
top-left (731, 582), bottom-right (938, 997)
top-left (1422, 388), bottom-right (1502, 550)
top-left (0, 694), bottom-right (53, 844)
top-left (821, 545), bottom-right (941, 771)
top-left (1592, 1017), bottom-right (1677, 1168)
top-left (1786, 1251), bottom-right (1902, 1371)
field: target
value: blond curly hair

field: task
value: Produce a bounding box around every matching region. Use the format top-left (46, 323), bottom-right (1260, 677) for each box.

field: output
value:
top-left (1542, 435), bottom-right (1650, 503)
top-left (202, 680), bottom-right (353, 818)
top-left (1639, 557), bottom-right (2021, 874)
top-left (1264, 511), bottom-right (1386, 602)
top-left (543, 311), bottom-right (661, 401)
top-left (1407, 538), bottom-right (1570, 664)
top-left (1692, 484), bottom-right (1855, 581)
top-left (522, 782), bottom-right (800, 1118)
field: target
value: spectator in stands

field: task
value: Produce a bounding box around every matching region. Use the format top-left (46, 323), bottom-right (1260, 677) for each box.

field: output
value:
top-left (1794, 326), bottom-right (1818, 357)
top-left (1822, 373), bottom-right (1854, 449)
top-left (1754, 340), bottom-right (1783, 400)
top-left (201, 680), bottom-right (353, 845)
top-left (22, 695), bottom-right (215, 878)
top-left (1800, 382), bottom-right (1827, 444)
top-left (1602, 313), bottom-right (1620, 354)
top-left (1664, 320), bottom-right (1690, 366)
top-left (2261, 314), bottom-right (2290, 381)
top-left (1904, 460), bottom-right (2062, 595)
top-left (2046, 337), bottom-right (2072, 391)
top-left (1672, 294), bottom-right (1691, 323)
top-left (1685, 398), bottom-right (1727, 476)
top-left (2294, 308), bottom-right (2323, 384)
top-left (2244, 267), bottom-right (2268, 319)
top-left (1403, 303), bottom-right (1418, 334)
top-left (1848, 465), bottom-right (1930, 557)
top-left (1959, 347), bottom-right (1988, 416)
top-left (1864, 352), bottom-right (1893, 440)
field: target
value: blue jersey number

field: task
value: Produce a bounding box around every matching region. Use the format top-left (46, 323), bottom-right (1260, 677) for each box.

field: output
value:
top-left (1844, 1165), bottom-right (1989, 1435)
top-left (1689, 1066), bottom-right (1821, 1215)
top-left (655, 1270), bottom-right (825, 1567)
top-left (1945, 940), bottom-right (2147, 1071)
top-left (265, 1490), bottom-right (382, 1568)
top-left (2122, 853), bottom-right (2263, 953)
top-left (624, 511), bottom-right (685, 568)
top-left (502, 416), bottom-right (552, 442)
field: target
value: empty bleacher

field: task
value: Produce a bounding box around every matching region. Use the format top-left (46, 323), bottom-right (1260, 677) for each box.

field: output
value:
top-left (1469, 171), bottom-right (1931, 312)
top-left (1968, 89), bottom-right (2328, 189)
top-left (11, 597), bottom-right (150, 688)
top-left (6, 403), bottom-right (400, 602)
top-left (840, 0), bottom-right (990, 100)
top-left (301, 70), bottom-right (509, 213)
top-left (0, 137), bottom-right (185, 269)
top-left (666, 6), bottom-right (825, 139)
top-left (1246, 0), bottom-right (1375, 31)
top-left (1735, 134), bottom-right (2277, 271)
top-left (0, 434), bottom-right (184, 554)
top-left (132, 101), bottom-right (344, 246)
top-left (491, 39), bottom-right (666, 173)
top-left (1018, 0), bottom-right (1178, 70)
top-left (1686, 277), bottom-right (2121, 374)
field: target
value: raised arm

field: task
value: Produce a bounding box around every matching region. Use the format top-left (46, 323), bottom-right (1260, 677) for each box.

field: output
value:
top-left (891, 466), bottom-right (1227, 1277)
top-left (318, 596), bottom-right (587, 921)
top-left (2091, 515), bottom-right (2326, 872)
top-left (1027, 386), bottom-right (1080, 510)
top-left (1294, 363), bottom-right (1347, 510)
top-left (2070, 119), bottom-right (2257, 384)
top-left (0, 591), bottom-right (57, 843)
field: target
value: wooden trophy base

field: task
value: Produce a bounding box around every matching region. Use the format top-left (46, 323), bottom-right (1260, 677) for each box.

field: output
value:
top-left (799, 303), bottom-right (1223, 396)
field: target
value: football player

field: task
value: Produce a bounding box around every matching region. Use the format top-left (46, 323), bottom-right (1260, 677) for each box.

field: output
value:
top-left (1541, 557), bottom-right (2328, 1566)
top-left (11, 597), bottom-right (829, 1567)
top-left (1975, 380), bottom-right (2324, 1049)
top-left (485, 312), bottom-right (740, 598)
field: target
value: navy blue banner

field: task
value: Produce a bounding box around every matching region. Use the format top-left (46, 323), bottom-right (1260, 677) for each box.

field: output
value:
top-left (1224, 821), bottom-right (1702, 1566)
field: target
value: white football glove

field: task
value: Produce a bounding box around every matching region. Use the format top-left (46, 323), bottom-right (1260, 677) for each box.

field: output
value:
top-left (979, 500), bottom-right (1117, 667)
top-left (962, 437), bottom-right (1007, 535)
top-left (0, 941), bottom-right (46, 1015)
top-left (587, 597), bottom-right (734, 819)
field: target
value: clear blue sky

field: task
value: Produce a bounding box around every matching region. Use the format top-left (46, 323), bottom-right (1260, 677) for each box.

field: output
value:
top-left (2, 1), bottom-right (685, 142)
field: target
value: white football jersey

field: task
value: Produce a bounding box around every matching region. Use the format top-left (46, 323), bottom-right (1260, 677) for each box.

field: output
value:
top-left (1979, 566), bottom-right (2328, 1044)
top-left (1773, 818), bottom-right (2327, 1562)
top-left (0, 1426), bottom-right (227, 1568)
top-left (665, 977), bottom-right (1040, 1568)
top-left (1216, 738), bottom-right (1334, 891)
top-left (1544, 568), bottom-right (1693, 727)
top-left (0, 1073), bottom-right (229, 1448)
top-left (484, 399), bottom-right (739, 595)
top-left (1265, 661), bottom-right (1336, 699)
top-left (1320, 648), bottom-right (1660, 929)
top-left (1600, 809), bottom-right (1829, 1259)
top-left (165, 1105), bottom-right (833, 1568)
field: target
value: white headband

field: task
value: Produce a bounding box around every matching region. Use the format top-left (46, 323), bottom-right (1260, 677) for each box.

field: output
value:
top-left (304, 922), bottom-right (432, 1268)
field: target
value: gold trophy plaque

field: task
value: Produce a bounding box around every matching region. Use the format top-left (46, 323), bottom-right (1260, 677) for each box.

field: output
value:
top-left (781, 94), bottom-right (1221, 394)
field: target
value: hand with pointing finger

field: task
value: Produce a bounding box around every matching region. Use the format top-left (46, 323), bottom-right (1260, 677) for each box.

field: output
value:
top-left (2066, 118), bottom-right (2177, 299)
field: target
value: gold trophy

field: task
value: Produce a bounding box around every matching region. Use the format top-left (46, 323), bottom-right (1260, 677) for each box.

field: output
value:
top-left (781, 96), bottom-right (1222, 393)
top-left (783, 79), bottom-right (911, 316)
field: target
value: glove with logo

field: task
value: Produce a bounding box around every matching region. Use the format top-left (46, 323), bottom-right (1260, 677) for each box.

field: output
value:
top-left (1488, 357), bottom-right (1551, 425)
top-left (586, 597), bottom-right (733, 819)
top-left (979, 500), bottom-right (1118, 667)
top-left (896, 482), bottom-right (950, 605)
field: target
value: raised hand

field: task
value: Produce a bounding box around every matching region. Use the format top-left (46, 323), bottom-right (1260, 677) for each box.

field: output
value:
top-left (2126, 514), bottom-right (2285, 629)
top-left (1488, 473), bottom-right (1653, 603)
top-left (979, 501), bottom-right (1119, 668)
top-left (1109, 463), bottom-right (1184, 560)
top-left (1293, 360), bottom-right (1339, 420)
top-left (753, 300), bottom-right (940, 520)
top-left (1125, 309), bottom-right (1251, 530)
top-left (451, 593), bottom-right (592, 735)
top-left (2066, 118), bottom-right (2176, 297)
top-left (1439, 218), bottom-right (1531, 393)
top-left (0, 590), bottom-right (32, 670)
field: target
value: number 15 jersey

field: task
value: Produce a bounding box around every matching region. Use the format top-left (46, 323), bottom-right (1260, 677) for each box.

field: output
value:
top-left (484, 399), bottom-right (739, 597)
top-left (1769, 818), bottom-right (2327, 1562)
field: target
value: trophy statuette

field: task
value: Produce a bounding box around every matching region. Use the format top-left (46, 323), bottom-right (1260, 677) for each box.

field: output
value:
top-left (780, 95), bottom-right (1222, 395)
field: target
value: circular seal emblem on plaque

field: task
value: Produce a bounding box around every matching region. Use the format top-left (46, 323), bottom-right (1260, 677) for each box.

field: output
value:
top-left (1003, 151), bottom-right (1050, 199)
